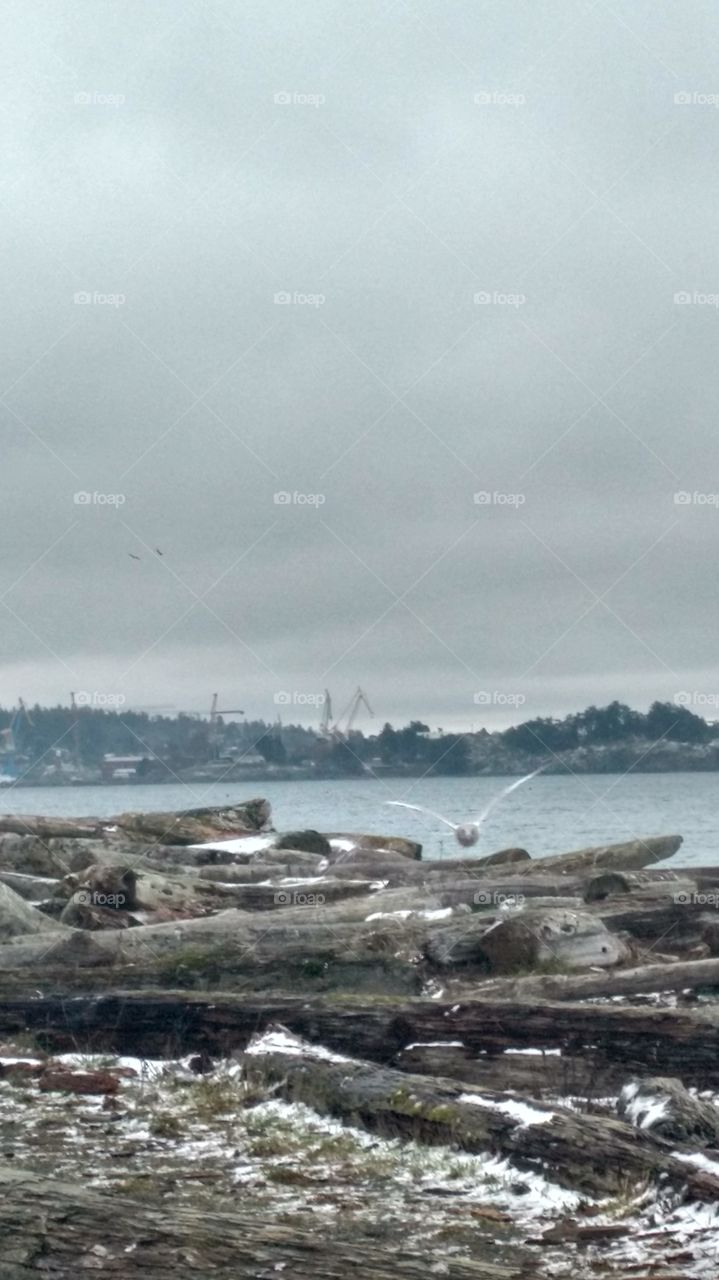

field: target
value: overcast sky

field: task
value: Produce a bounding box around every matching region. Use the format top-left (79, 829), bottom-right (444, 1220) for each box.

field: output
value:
top-left (1, 0), bottom-right (718, 731)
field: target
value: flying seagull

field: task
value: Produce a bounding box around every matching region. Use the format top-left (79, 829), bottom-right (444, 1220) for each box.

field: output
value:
top-left (155, 548), bottom-right (163, 556)
top-left (386, 767), bottom-right (544, 848)
top-left (128, 553), bottom-right (141, 560)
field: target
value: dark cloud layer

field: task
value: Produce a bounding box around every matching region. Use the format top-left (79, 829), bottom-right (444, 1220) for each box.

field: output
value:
top-left (1, 1), bottom-right (718, 729)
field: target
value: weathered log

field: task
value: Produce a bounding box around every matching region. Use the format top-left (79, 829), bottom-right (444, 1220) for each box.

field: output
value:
top-left (0, 882), bottom-right (70, 940)
top-left (242, 1040), bottom-right (719, 1199)
top-left (197, 862), bottom-right (322, 883)
top-left (512, 835), bottom-right (682, 877)
top-left (0, 1166), bottom-right (511, 1280)
top-left (468, 955), bottom-right (719, 1003)
top-left (394, 1044), bottom-right (627, 1097)
top-left (113, 798), bottom-right (272, 845)
top-left (0, 871), bottom-right (60, 901)
top-left (4, 991), bottom-right (719, 1087)
top-left (0, 816), bottom-right (101, 839)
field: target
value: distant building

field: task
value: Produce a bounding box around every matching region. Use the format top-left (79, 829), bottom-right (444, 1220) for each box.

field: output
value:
top-left (101, 753), bottom-right (146, 781)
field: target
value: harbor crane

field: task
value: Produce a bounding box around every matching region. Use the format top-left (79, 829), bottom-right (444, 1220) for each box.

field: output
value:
top-left (322, 687), bottom-right (373, 740)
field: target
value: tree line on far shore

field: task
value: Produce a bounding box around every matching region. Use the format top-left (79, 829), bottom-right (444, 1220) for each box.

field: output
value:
top-left (0, 699), bottom-right (715, 777)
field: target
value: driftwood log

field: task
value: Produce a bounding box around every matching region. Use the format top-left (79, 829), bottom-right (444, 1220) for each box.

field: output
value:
top-left (4, 991), bottom-right (719, 1086)
top-left (242, 1043), bottom-right (719, 1198)
top-left (112, 798), bottom-right (272, 845)
top-left (0, 1166), bottom-right (513, 1280)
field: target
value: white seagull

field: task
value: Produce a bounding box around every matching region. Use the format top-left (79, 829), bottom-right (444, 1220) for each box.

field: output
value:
top-left (385, 767), bottom-right (544, 848)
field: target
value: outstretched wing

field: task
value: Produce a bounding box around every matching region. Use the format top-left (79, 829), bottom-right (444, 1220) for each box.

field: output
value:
top-left (385, 800), bottom-right (457, 831)
top-left (472, 766), bottom-right (544, 833)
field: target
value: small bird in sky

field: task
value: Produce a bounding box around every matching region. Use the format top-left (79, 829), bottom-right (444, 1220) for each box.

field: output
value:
top-left (155, 548), bottom-right (163, 556)
top-left (128, 553), bottom-right (141, 560)
top-left (386, 767), bottom-right (544, 848)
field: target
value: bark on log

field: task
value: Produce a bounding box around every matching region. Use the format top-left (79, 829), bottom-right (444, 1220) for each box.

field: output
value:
top-left (0, 1166), bottom-right (513, 1280)
top-left (242, 1045), bottom-right (719, 1199)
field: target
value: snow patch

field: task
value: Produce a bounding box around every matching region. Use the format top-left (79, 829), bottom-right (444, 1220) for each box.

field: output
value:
top-left (459, 1094), bottom-right (554, 1126)
top-left (244, 1029), bottom-right (350, 1064)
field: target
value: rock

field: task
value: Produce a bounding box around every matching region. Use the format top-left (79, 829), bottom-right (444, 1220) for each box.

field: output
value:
top-left (38, 1068), bottom-right (120, 1096)
top-left (273, 830), bottom-right (332, 858)
top-left (618, 1077), bottom-right (719, 1145)
top-left (477, 907), bottom-right (629, 974)
top-left (59, 900), bottom-right (137, 930)
top-left (113, 799), bottom-right (272, 845)
top-left (61, 864), bottom-right (139, 910)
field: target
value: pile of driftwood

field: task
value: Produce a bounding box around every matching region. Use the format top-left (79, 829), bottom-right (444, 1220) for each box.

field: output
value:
top-left (1, 800), bottom-right (719, 1277)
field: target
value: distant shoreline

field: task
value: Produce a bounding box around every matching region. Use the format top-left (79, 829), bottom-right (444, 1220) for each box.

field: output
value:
top-left (4, 761), bottom-right (719, 789)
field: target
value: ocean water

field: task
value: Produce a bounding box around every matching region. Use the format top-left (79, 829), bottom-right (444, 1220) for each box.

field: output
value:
top-left (0, 772), bottom-right (717, 866)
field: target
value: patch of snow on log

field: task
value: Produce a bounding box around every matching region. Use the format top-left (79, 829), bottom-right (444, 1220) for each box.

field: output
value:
top-left (365, 907), bottom-right (453, 922)
top-left (459, 1094), bottom-right (555, 1126)
top-left (191, 835), bottom-right (275, 854)
top-left (404, 1041), bottom-right (465, 1050)
top-left (504, 1048), bottom-right (561, 1056)
top-left (245, 1028), bottom-right (350, 1064)
top-left (673, 1151), bottom-right (719, 1177)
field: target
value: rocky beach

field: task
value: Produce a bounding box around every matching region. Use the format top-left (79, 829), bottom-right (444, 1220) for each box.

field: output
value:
top-left (0, 798), bottom-right (718, 1275)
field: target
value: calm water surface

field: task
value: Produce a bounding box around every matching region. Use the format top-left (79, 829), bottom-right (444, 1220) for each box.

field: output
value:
top-left (0, 773), bottom-right (716, 866)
